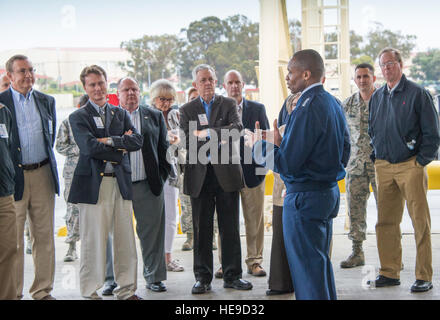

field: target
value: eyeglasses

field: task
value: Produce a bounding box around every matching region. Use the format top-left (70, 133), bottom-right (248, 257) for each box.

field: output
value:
top-left (158, 97), bottom-right (174, 103)
top-left (379, 61), bottom-right (398, 69)
top-left (14, 67), bottom-right (36, 75)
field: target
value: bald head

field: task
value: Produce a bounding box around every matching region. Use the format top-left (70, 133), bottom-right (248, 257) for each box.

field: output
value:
top-left (117, 77), bottom-right (141, 112)
top-left (0, 74), bottom-right (11, 92)
top-left (223, 69), bottom-right (244, 103)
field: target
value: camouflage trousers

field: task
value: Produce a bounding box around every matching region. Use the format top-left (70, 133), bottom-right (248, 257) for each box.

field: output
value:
top-left (179, 174), bottom-right (218, 234)
top-left (346, 163), bottom-right (378, 242)
top-left (64, 178), bottom-right (80, 244)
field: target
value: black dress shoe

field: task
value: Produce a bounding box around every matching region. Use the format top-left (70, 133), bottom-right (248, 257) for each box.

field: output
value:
top-left (367, 275), bottom-right (400, 287)
top-left (223, 279), bottom-right (253, 290)
top-left (411, 280), bottom-right (433, 293)
top-left (102, 285), bottom-right (117, 296)
top-left (146, 281), bottom-right (167, 292)
top-left (266, 289), bottom-right (293, 296)
top-left (191, 281), bottom-right (212, 294)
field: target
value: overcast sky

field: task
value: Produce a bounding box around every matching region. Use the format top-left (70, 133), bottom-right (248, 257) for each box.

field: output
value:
top-left (0, 0), bottom-right (437, 52)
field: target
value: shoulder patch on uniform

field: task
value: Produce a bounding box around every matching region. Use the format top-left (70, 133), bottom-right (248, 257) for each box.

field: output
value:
top-left (301, 97), bottom-right (311, 107)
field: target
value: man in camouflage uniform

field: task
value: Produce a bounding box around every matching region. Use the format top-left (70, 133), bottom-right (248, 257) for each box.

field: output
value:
top-left (55, 95), bottom-right (89, 262)
top-left (55, 113), bottom-right (81, 262)
top-left (340, 63), bottom-right (378, 268)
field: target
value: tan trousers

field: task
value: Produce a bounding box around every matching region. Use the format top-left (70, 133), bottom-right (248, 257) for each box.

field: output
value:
top-left (0, 195), bottom-right (18, 300)
top-left (78, 177), bottom-right (137, 300)
top-left (375, 157), bottom-right (432, 281)
top-left (15, 164), bottom-right (55, 300)
top-left (241, 180), bottom-right (266, 269)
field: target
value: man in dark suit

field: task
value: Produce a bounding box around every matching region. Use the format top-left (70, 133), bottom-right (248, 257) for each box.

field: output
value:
top-left (117, 77), bottom-right (171, 293)
top-left (180, 64), bottom-right (252, 294)
top-left (0, 55), bottom-right (59, 300)
top-left (215, 69), bottom-right (270, 278)
top-left (68, 65), bottom-right (143, 300)
top-left (0, 102), bottom-right (17, 300)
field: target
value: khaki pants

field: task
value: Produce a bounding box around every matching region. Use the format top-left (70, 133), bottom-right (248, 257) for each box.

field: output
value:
top-left (218, 180), bottom-right (266, 269)
top-left (241, 180), bottom-right (266, 269)
top-left (15, 164), bottom-right (55, 300)
top-left (375, 157), bottom-right (432, 281)
top-left (78, 177), bottom-right (137, 300)
top-left (0, 195), bottom-right (18, 300)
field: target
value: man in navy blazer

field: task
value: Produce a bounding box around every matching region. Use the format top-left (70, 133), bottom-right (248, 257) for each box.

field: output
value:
top-left (68, 65), bottom-right (143, 300)
top-left (0, 55), bottom-right (59, 300)
top-left (215, 70), bottom-right (269, 278)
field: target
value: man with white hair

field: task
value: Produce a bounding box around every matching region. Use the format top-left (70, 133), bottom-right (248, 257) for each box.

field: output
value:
top-left (179, 64), bottom-right (252, 294)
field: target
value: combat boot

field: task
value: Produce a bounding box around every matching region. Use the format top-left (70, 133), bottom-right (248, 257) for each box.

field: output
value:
top-left (182, 232), bottom-right (193, 251)
top-left (340, 241), bottom-right (365, 268)
top-left (64, 242), bottom-right (77, 262)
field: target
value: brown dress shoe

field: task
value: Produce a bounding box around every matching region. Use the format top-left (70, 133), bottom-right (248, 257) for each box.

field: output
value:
top-left (247, 264), bottom-right (267, 277)
top-left (40, 295), bottom-right (56, 300)
top-left (126, 294), bottom-right (143, 300)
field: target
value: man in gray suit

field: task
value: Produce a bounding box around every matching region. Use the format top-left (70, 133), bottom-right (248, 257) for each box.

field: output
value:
top-left (179, 64), bottom-right (252, 294)
top-left (117, 77), bottom-right (171, 293)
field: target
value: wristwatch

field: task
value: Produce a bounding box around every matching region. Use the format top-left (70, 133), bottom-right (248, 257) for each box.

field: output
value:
top-left (106, 138), bottom-right (112, 146)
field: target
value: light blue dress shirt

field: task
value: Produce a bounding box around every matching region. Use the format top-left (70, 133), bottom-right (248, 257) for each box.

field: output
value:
top-left (11, 87), bottom-right (48, 165)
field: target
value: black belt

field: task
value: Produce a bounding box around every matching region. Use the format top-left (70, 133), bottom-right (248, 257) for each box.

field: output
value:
top-left (22, 158), bottom-right (49, 171)
top-left (103, 172), bottom-right (116, 177)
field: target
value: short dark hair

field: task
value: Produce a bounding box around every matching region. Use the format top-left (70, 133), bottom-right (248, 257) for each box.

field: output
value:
top-left (291, 49), bottom-right (325, 80)
top-left (6, 54), bottom-right (29, 73)
top-left (80, 65), bottom-right (107, 86)
top-left (355, 63), bottom-right (375, 74)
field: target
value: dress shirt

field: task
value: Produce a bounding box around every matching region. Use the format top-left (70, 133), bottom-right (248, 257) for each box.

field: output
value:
top-left (298, 82), bottom-right (322, 101)
top-left (89, 100), bottom-right (114, 173)
top-left (11, 86), bottom-right (47, 165)
top-left (127, 107), bottom-right (147, 182)
top-left (237, 98), bottom-right (243, 122)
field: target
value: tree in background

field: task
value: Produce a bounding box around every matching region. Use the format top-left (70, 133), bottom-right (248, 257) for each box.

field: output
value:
top-left (362, 22), bottom-right (417, 60)
top-left (119, 16), bottom-right (423, 90)
top-left (410, 49), bottom-right (440, 82)
top-left (177, 15), bottom-right (259, 86)
top-left (119, 34), bottom-right (180, 88)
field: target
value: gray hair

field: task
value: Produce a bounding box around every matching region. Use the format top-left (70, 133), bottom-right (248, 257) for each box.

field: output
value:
top-left (378, 47), bottom-right (403, 64)
top-left (149, 79), bottom-right (177, 104)
top-left (192, 64), bottom-right (217, 82)
top-left (5, 54), bottom-right (29, 73)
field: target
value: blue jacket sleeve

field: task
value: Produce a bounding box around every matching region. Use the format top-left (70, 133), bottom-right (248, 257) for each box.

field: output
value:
top-left (416, 90), bottom-right (440, 166)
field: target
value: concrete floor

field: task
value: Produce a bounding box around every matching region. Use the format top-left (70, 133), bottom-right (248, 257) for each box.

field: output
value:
top-left (18, 107), bottom-right (440, 301)
top-left (21, 231), bottom-right (440, 301)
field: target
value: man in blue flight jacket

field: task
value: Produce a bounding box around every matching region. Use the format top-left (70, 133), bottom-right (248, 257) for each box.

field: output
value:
top-left (249, 49), bottom-right (350, 300)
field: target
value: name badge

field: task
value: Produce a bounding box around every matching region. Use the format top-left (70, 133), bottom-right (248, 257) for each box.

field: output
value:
top-left (94, 117), bottom-right (105, 129)
top-left (48, 120), bottom-right (53, 134)
top-left (198, 114), bottom-right (209, 126)
top-left (0, 123), bottom-right (8, 138)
